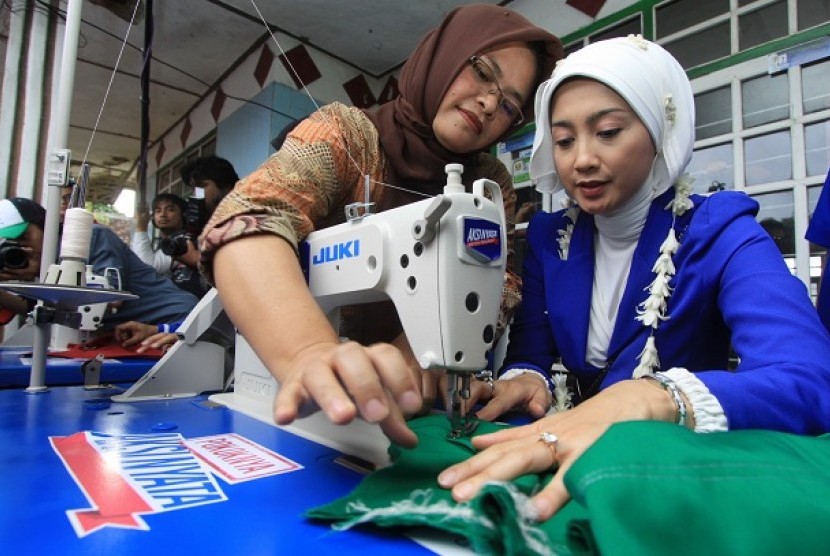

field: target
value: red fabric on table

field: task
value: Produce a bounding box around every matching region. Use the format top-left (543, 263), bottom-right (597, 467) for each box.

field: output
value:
top-left (47, 333), bottom-right (164, 359)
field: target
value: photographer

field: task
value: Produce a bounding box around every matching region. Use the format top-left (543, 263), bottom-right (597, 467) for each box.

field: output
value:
top-left (131, 156), bottom-right (238, 299)
top-left (180, 155), bottom-right (238, 216)
top-left (0, 198), bottom-right (45, 325)
top-left (131, 192), bottom-right (207, 298)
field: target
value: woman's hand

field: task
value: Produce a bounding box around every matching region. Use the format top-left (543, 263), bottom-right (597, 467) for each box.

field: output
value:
top-left (274, 340), bottom-right (423, 448)
top-left (214, 235), bottom-right (424, 449)
top-left (438, 379), bottom-right (678, 520)
top-left (429, 371), bottom-right (551, 422)
top-left (475, 373), bottom-right (552, 421)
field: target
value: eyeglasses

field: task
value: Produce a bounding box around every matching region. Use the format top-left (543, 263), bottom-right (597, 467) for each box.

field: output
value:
top-left (468, 56), bottom-right (525, 128)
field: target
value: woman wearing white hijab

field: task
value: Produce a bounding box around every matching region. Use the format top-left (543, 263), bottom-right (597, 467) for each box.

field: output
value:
top-left (439, 36), bottom-right (830, 520)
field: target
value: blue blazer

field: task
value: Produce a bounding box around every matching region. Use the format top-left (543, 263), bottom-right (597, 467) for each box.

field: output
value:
top-left (502, 188), bottom-right (830, 434)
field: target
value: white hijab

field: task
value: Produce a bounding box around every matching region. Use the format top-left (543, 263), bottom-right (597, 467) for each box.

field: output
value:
top-left (529, 35), bottom-right (695, 200)
top-left (529, 36), bottom-right (696, 367)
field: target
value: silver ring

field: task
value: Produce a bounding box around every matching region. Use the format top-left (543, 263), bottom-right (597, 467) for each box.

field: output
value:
top-left (475, 371), bottom-right (495, 397)
top-left (539, 432), bottom-right (559, 465)
top-left (539, 432), bottom-right (559, 446)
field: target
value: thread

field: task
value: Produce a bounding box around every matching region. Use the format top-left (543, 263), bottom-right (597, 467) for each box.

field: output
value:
top-left (61, 208), bottom-right (94, 260)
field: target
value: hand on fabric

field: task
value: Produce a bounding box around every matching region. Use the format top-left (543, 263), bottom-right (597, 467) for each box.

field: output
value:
top-left (115, 321), bottom-right (157, 347)
top-left (214, 235), bottom-right (423, 449)
top-left (273, 340), bottom-right (423, 448)
top-left (434, 372), bottom-right (496, 415)
top-left (474, 373), bottom-right (552, 421)
top-left (390, 331), bottom-right (446, 417)
top-left (137, 332), bottom-right (179, 353)
top-left (438, 379), bottom-right (676, 520)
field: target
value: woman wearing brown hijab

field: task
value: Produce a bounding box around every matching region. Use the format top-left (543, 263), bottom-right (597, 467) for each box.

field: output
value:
top-left (201, 4), bottom-right (562, 448)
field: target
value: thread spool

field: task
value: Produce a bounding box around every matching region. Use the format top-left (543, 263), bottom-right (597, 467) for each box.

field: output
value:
top-left (444, 163), bottom-right (464, 194)
top-left (61, 208), bottom-right (93, 261)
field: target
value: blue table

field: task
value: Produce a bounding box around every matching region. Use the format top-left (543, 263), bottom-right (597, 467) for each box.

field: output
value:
top-left (0, 386), bottom-right (436, 554)
top-left (0, 348), bottom-right (156, 387)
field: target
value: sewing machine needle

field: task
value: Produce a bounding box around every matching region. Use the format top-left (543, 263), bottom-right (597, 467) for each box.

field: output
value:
top-left (447, 372), bottom-right (478, 438)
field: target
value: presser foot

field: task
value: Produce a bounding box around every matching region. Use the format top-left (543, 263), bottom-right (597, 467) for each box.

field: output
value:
top-left (447, 413), bottom-right (479, 439)
top-left (446, 372), bottom-right (479, 438)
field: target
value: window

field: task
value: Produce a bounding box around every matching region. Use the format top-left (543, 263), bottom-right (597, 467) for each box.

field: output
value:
top-left (695, 86), bottom-right (732, 140)
top-left (663, 21), bottom-right (731, 69)
top-left (688, 143), bottom-right (735, 193)
top-left (802, 58), bottom-right (830, 114)
top-left (739, 1), bottom-right (788, 51)
top-left (808, 185), bottom-right (828, 301)
top-left (742, 72), bottom-right (789, 129)
top-left (756, 190), bottom-right (795, 259)
top-left (805, 119), bottom-right (830, 177)
top-left (590, 17), bottom-right (642, 43)
top-left (745, 130), bottom-right (793, 186)
top-left (656, 0), bottom-right (729, 39)
top-left (798, 0), bottom-right (830, 30)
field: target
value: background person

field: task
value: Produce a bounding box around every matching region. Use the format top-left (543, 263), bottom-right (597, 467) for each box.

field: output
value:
top-left (180, 155), bottom-right (238, 214)
top-left (115, 320), bottom-right (180, 353)
top-left (131, 192), bottom-right (208, 298)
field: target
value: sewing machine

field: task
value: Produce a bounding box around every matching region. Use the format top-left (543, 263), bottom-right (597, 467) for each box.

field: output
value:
top-left (210, 163), bottom-right (507, 463)
top-left (49, 267), bottom-right (119, 350)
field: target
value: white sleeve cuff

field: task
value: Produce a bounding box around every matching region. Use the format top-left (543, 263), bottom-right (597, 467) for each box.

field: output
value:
top-left (662, 367), bottom-right (728, 433)
top-left (498, 367), bottom-right (551, 392)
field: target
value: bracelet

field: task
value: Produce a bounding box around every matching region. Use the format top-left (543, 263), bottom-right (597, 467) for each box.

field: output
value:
top-left (641, 372), bottom-right (687, 426)
top-left (498, 367), bottom-right (553, 394)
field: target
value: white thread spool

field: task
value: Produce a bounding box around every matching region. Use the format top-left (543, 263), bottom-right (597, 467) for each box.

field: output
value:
top-left (61, 208), bottom-right (93, 261)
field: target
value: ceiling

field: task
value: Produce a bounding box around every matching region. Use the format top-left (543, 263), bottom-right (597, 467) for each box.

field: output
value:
top-left (2, 0), bottom-right (599, 207)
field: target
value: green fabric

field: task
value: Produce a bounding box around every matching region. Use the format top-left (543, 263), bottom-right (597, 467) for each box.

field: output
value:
top-left (307, 416), bottom-right (830, 556)
top-left (306, 415), bottom-right (574, 555)
top-left (564, 421), bottom-right (830, 556)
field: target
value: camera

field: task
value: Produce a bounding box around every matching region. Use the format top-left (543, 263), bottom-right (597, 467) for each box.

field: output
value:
top-left (160, 231), bottom-right (196, 257)
top-left (182, 197), bottom-right (207, 235)
top-left (0, 239), bottom-right (27, 271)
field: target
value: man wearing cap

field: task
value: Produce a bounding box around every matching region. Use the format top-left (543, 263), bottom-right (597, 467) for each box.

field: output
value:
top-left (0, 197), bottom-right (198, 329)
top-left (0, 198), bottom-right (46, 324)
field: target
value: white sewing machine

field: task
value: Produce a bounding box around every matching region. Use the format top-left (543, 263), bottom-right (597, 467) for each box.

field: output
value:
top-left (210, 163), bottom-right (508, 465)
top-left (49, 266), bottom-right (120, 350)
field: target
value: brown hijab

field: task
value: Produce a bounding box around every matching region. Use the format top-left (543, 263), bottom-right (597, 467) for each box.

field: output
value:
top-left (364, 4), bottom-right (562, 191)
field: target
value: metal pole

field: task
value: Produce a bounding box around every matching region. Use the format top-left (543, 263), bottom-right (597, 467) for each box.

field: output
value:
top-left (0, 1), bottom-right (27, 198)
top-left (27, 0), bottom-right (85, 393)
top-left (137, 0), bottom-right (153, 210)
